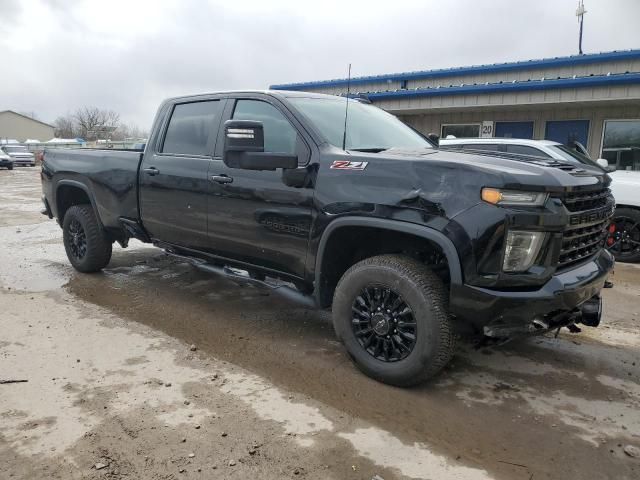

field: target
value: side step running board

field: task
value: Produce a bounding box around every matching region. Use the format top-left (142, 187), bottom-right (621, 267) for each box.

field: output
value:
top-left (164, 250), bottom-right (318, 309)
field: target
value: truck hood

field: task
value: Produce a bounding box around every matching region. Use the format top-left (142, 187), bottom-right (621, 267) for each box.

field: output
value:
top-left (379, 147), bottom-right (609, 192)
top-left (7, 152), bottom-right (34, 158)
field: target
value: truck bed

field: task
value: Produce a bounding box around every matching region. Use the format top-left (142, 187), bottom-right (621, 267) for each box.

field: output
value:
top-left (43, 148), bottom-right (144, 229)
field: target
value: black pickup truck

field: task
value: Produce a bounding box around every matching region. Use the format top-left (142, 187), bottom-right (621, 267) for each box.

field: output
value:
top-left (41, 90), bottom-right (615, 386)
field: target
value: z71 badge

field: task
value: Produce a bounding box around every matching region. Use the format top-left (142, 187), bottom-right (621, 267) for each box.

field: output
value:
top-left (330, 160), bottom-right (369, 170)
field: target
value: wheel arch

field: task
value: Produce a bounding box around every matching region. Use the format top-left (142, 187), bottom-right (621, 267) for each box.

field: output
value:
top-left (55, 180), bottom-right (101, 226)
top-left (314, 217), bottom-right (463, 308)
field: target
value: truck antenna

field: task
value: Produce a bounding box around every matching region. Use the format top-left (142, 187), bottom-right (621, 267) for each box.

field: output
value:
top-left (342, 63), bottom-right (352, 151)
top-left (576, 0), bottom-right (587, 55)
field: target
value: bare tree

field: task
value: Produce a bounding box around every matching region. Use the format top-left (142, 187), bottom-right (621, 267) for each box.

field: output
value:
top-left (54, 115), bottom-right (76, 138)
top-left (112, 122), bottom-right (149, 141)
top-left (73, 107), bottom-right (120, 140)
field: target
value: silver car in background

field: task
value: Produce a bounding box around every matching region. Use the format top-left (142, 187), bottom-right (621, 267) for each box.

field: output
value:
top-left (1, 144), bottom-right (36, 166)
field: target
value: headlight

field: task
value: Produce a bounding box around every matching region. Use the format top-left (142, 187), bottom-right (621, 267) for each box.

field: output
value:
top-left (482, 188), bottom-right (548, 207)
top-left (503, 231), bottom-right (546, 272)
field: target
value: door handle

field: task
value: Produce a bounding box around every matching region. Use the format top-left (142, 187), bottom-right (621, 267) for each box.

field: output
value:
top-left (211, 175), bottom-right (233, 184)
top-left (143, 167), bottom-right (159, 176)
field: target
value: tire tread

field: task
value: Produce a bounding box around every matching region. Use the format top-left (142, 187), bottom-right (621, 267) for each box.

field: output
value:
top-left (333, 254), bottom-right (455, 386)
top-left (63, 204), bottom-right (112, 272)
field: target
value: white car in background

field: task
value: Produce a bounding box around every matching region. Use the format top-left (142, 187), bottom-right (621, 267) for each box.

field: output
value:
top-left (439, 137), bottom-right (640, 263)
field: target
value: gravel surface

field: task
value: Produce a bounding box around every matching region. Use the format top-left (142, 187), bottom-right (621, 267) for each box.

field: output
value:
top-left (1, 168), bottom-right (639, 479)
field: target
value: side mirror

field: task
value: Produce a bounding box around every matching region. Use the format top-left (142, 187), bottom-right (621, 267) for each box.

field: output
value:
top-left (223, 120), bottom-right (298, 171)
top-left (596, 158), bottom-right (609, 169)
top-left (427, 133), bottom-right (440, 146)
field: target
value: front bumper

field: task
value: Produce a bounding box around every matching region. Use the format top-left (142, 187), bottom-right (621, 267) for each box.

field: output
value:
top-left (11, 157), bottom-right (35, 165)
top-left (450, 249), bottom-right (614, 337)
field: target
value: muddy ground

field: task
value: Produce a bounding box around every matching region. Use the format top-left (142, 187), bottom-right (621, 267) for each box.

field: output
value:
top-left (1, 168), bottom-right (639, 480)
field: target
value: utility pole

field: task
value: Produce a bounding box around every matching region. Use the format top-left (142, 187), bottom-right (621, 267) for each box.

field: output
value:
top-left (576, 0), bottom-right (587, 55)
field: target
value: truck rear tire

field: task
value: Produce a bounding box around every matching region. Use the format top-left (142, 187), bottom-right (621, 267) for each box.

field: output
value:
top-left (62, 204), bottom-right (112, 272)
top-left (332, 254), bottom-right (454, 387)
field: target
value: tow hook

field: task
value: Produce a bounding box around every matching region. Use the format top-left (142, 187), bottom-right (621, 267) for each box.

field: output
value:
top-left (578, 295), bottom-right (602, 327)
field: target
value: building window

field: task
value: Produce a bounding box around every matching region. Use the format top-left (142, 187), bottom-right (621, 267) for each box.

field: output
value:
top-left (441, 124), bottom-right (480, 139)
top-left (601, 120), bottom-right (640, 171)
top-left (544, 120), bottom-right (590, 148)
top-left (495, 121), bottom-right (534, 139)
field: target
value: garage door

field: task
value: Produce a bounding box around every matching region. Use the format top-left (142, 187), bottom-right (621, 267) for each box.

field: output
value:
top-left (545, 120), bottom-right (590, 146)
top-left (495, 121), bottom-right (534, 139)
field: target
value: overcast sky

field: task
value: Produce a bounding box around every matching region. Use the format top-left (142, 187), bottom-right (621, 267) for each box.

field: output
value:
top-left (1, 0), bottom-right (639, 130)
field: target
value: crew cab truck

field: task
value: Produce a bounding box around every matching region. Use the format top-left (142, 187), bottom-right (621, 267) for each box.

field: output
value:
top-left (41, 91), bottom-right (615, 386)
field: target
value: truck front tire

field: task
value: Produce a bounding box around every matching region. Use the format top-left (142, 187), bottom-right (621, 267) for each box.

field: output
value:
top-left (332, 254), bottom-right (455, 387)
top-left (62, 204), bottom-right (112, 273)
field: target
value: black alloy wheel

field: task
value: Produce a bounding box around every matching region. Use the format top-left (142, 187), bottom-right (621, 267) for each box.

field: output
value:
top-left (351, 286), bottom-right (417, 362)
top-left (67, 219), bottom-right (88, 261)
top-left (62, 204), bottom-right (113, 272)
top-left (332, 254), bottom-right (454, 386)
top-left (606, 208), bottom-right (640, 262)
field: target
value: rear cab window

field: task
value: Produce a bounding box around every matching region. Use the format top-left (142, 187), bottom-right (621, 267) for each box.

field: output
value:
top-left (505, 144), bottom-right (550, 157)
top-left (461, 143), bottom-right (501, 152)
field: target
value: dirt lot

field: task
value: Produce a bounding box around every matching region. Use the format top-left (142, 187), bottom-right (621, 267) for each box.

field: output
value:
top-left (1, 168), bottom-right (639, 480)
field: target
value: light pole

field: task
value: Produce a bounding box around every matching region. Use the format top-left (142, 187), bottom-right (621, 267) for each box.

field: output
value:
top-left (576, 0), bottom-right (587, 55)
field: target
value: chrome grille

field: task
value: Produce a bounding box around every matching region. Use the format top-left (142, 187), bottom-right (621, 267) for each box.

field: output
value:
top-left (558, 187), bottom-right (613, 270)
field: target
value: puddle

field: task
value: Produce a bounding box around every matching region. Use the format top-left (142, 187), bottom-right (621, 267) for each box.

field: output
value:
top-left (0, 221), bottom-right (158, 292)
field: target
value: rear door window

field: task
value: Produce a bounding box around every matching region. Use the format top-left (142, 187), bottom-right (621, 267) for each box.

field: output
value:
top-left (162, 100), bottom-right (221, 156)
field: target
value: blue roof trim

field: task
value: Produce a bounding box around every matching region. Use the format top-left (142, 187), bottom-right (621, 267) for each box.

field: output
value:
top-left (358, 72), bottom-right (640, 100)
top-left (270, 49), bottom-right (640, 90)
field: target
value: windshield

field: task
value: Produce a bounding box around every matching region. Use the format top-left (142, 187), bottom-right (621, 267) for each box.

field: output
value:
top-left (289, 97), bottom-right (432, 151)
top-left (549, 145), bottom-right (599, 168)
top-left (4, 146), bottom-right (29, 153)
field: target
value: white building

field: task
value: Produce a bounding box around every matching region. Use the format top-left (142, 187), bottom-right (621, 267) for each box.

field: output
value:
top-left (271, 49), bottom-right (640, 170)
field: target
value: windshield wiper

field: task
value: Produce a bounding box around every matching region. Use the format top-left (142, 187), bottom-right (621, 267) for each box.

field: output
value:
top-left (349, 147), bottom-right (388, 153)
